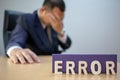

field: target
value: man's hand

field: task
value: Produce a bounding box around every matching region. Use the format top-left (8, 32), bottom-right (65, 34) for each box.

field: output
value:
top-left (48, 13), bottom-right (63, 35)
top-left (9, 48), bottom-right (40, 64)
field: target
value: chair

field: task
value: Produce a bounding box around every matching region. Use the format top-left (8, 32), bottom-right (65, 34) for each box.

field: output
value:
top-left (3, 10), bottom-right (24, 52)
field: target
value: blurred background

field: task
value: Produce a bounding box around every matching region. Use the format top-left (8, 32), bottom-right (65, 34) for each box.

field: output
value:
top-left (0, 0), bottom-right (120, 62)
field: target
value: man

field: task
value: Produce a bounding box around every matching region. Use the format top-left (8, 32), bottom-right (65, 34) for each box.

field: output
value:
top-left (6, 0), bottom-right (71, 64)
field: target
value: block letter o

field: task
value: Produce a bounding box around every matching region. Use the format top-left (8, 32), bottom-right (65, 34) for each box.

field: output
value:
top-left (91, 60), bottom-right (102, 75)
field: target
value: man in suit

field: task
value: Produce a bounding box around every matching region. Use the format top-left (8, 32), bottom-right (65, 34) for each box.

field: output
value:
top-left (6, 0), bottom-right (71, 64)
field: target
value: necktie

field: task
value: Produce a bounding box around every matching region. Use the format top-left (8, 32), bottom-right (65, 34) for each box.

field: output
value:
top-left (46, 26), bottom-right (53, 44)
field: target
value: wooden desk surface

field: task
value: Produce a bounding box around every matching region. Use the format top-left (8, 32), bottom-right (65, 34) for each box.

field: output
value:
top-left (0, 56), bottom-right (120, 80)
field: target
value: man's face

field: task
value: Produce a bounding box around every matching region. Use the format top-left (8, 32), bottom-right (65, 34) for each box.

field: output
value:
top-left (40, 7), bottom-right (64, 26)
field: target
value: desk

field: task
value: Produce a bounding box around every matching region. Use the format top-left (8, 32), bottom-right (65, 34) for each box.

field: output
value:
top-left (0, 56), bottom-right (120, 80)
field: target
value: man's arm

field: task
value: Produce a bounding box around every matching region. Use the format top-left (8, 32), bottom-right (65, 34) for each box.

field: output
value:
top-left (6, 24), bottom-right (28, 51)
top-left (48, 13), bottom-right (72, 50)
top-left (58, 34), bottom-right (72, 50)
top-left (6, 24), bottom-right (40, 64)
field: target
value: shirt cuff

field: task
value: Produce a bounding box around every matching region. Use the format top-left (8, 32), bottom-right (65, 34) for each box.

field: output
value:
top-left (7, 46), bottom-right (22, 57)
top-left (58, 33), bottom-right (67, 44)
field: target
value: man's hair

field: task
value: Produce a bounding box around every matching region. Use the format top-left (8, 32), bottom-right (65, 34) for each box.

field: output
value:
top-left (43, 0), bottom-right (65, 12)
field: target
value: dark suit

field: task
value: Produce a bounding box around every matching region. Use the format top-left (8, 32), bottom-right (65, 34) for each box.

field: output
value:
top-left (6, 11), bottom-right (71, 55)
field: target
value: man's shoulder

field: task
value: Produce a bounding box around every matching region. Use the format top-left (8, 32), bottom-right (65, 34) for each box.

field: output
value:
top-left (23, 12), bottom-right (36, 20)
top-left (16, 10), bottom-right (39, 29)
top-left (20, 10), bottom-right (37, 20)
top-left (20, 11), bottom-right (38, 26)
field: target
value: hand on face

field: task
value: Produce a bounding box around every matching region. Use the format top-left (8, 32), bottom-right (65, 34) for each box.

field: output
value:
top-left (48, 13), bottom-right (63, 34)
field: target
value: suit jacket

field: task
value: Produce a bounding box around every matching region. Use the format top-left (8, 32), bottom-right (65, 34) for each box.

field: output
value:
top-left (6, 10), bottom-right (71, 55)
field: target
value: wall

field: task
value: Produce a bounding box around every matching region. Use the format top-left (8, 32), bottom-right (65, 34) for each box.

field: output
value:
top-left (0, 0), bottom-right (120, 61)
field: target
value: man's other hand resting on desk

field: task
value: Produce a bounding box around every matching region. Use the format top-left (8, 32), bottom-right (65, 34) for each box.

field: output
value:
top-left (9, 48), bottom-right (40, 64)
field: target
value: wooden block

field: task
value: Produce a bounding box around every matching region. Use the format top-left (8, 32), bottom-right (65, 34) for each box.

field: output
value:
top-left (52, 54), bottom-right (117, 75)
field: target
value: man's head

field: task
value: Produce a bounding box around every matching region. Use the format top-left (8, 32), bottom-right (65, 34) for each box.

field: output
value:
top-left (39, 0), bottom-right (65, 26)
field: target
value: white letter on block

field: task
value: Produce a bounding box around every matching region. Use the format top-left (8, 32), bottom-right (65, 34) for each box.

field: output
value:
top-left (106, 61), bottom-right (115, 75)
top-left (78, 61), bottom-right (88, 75)
top-left (91, 60), bottom-right (102, 75)
top-left (66, 61), bottom-right (75, 74)
top-left (55, 61), bottom-right (63, 74)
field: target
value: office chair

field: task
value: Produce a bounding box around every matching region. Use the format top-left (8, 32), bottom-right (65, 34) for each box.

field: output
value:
top-left (3, 10), bottom-right (24, 53)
